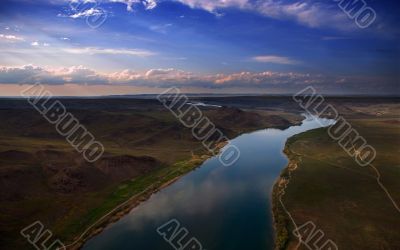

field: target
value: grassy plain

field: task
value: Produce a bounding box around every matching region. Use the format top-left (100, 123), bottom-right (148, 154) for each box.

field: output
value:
top-left (0, 98), bottom-right (301, 249)
top-left (274, 103), bottom-right (400, 249)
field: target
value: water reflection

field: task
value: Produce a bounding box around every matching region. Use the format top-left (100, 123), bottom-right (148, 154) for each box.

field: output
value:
top-left (83, 115), bottom-right (335, 250)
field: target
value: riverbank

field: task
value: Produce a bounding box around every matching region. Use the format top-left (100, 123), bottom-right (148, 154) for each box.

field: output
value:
top-left (272, 138), bottom-right (301, 250)
top-left (71, 125), bottom-right (304, 249)
top-left (67, 142), bottom-right (231, 249)
top-left (271, 114), bottom-right (400, 249)
top-left (75, 116), bottom-right (324, 250)
top-left (64, 119), bottom-right (303, 249)
top-left (0, 98), bottom-right (306, 250)
top-left (67, 153), bottom-right (218, 249)
top-left (77, 114), bottom-right (337, 250)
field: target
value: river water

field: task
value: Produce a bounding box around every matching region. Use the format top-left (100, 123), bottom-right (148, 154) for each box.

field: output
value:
top-left (83, 115), bottom-right (335, 250)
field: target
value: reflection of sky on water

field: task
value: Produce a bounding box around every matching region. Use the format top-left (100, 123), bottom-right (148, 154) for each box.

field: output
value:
top-left (187, 102), bottom-right (223, 108)
top-left (84, 115), bottom-right (335, 250)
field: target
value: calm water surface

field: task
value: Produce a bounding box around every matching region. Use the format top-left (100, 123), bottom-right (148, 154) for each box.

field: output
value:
top-left (83, 115), bottom-right (334, 250)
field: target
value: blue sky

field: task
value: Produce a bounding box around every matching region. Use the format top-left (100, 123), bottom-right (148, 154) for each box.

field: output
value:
top-left (0, 0), bottom-right (399, 95)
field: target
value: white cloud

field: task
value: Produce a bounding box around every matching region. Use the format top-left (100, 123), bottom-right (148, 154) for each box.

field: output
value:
top-left (143, 0), bottom-right (157, 10)
top-left (109, 69), bottom-right (142, 82)
top-left (252, 55), bottom-right (299, 65)
top-left (0, 65), bottom-right (107, 85)
top-left (255, 1), bottom-right (349, 30)
top-left (171, 0), bottom-right (350, 30)
top-left (150, 23), bottom-right (173, 34)
top-left (0, 65), bottom-right (332, 87)
top-left (69, 8), bottom-right (105, 18)
top-left (0, 34), bottom-right (24, 42)
top-left (63, 47), bottom-right (156, 57)
top-left (56, 65), bottom-right (106, 83)
top-left (176, 0), bottom-right (249, 13)
top-left (144, 68), bottom-right (194, 82)
top-left (68, 0), bottom-right (157, 12)
top-left (65, 0), bottom-right (350, 30)
top-left (1, 65), bottom-right (382, 91)
top-left (212, 71), bottom-right (320, 85)
top-left (30, 41), bottom-right (51, 47)
top-left (108, 0), bottom-right (157, 11)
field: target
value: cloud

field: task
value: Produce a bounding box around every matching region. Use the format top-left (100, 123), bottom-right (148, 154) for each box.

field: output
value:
top-left (212, 71), bottom-right (321, 86)
top-left (0, 34), bottom-right (24, 42)
top-left (252, 55), bottom-right (299, 65)
top-left (254, 0), bottom-right (349, 29)
top-left (0, 65), bottom-right (46, 84)
top-left (62, 47), bottom-right (156, 57)
top-left (144, 68), bottom-right (195, 82)
top-left (175, 0), bottom-right (249, 13)
top-left (0, 65), bottom-right (107, 85)
top-left (1, 65), bottom-right (392, 93)
top-left (109, 69), bottom-right (142, 82)
top-left (56, 65), bottom-right (107, 84)
top-left (30, 41), bottom-right (51, 47)
top-left (171, 0), bottom-right (351, 30)
top-left (69, 7), bottom-right (105, 18)
top-left (105, 68), bottom-right (196, 86)
top-left (64, 0), bottom-right (351, 30)
top-left (150, 23), bottom-right (173, 34)
top-left (0, 65), bottom-right (337, 87)
top-left (104, 0), bottom-right (157, 11)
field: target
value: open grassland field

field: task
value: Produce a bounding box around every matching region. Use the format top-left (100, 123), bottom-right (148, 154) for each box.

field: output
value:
top-left (274, 102), bottom-right (400, 249)
top-left (0, 96), bottom-right (398, 249)
top-left (0, 97), bottom-right (302, 249)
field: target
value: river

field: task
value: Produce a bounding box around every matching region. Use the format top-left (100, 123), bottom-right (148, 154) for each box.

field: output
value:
top-left (83, 115), bottom-right (335, 250)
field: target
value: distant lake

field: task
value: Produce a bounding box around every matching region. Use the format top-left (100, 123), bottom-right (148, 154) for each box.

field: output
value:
top-left (83, 115), bottom-right (335, 250)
